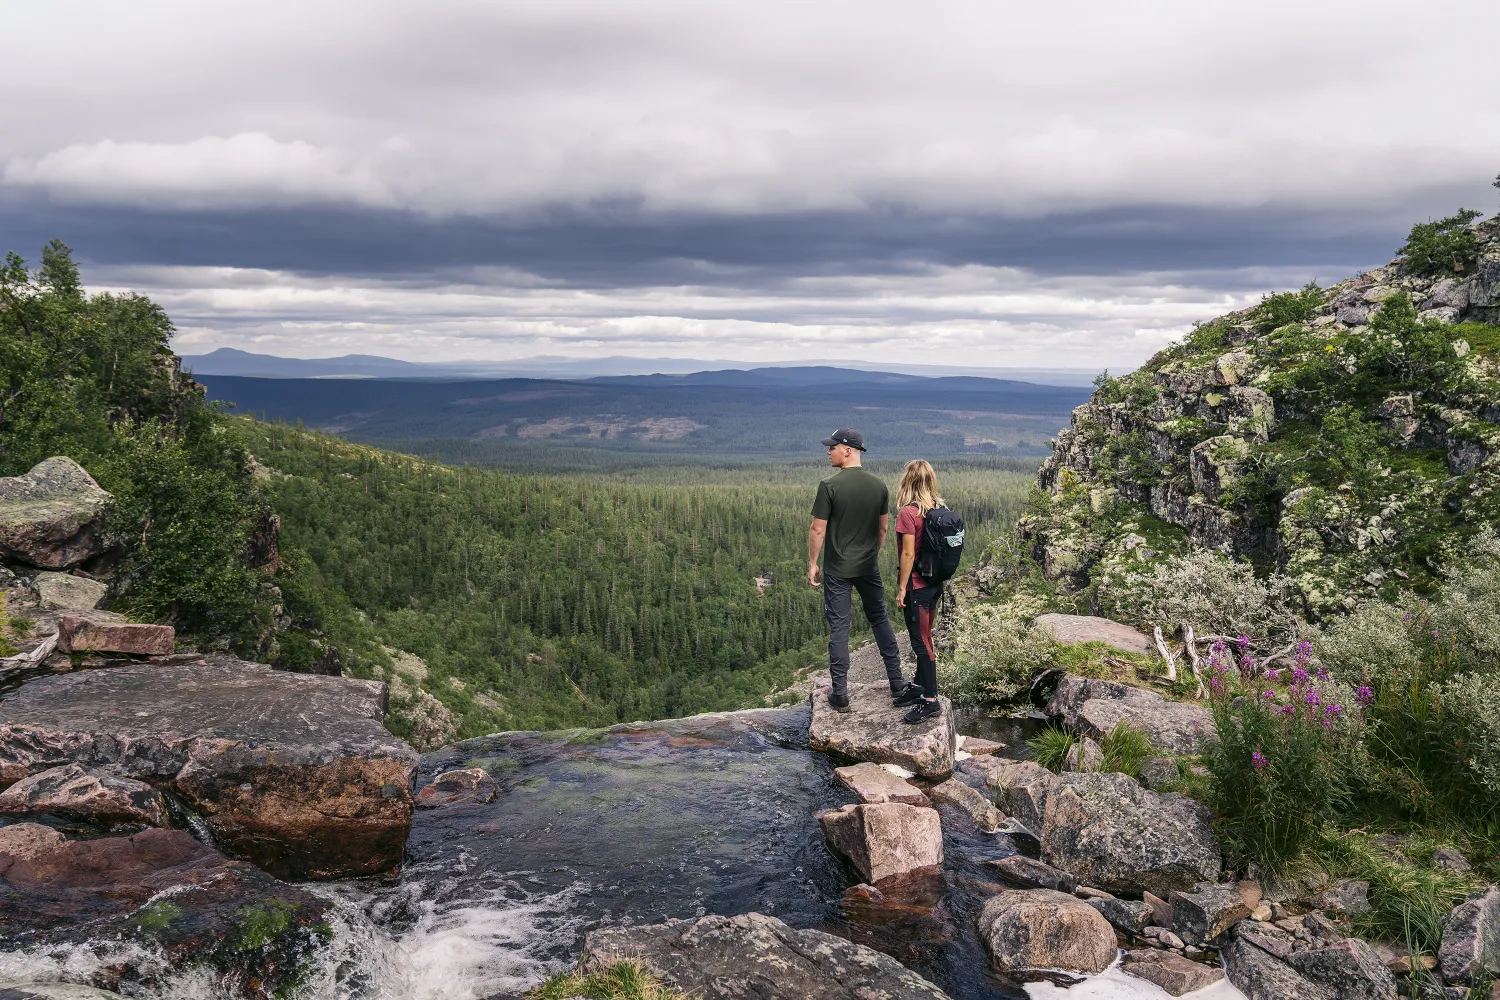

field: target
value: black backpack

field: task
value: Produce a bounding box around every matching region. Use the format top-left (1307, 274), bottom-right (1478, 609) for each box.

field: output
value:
top-left (916, 505), bottom-right (965, 583)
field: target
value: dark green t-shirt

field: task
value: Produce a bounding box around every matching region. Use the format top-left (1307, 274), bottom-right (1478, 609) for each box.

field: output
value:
top-left (811, 467), bottom-right (889, 579)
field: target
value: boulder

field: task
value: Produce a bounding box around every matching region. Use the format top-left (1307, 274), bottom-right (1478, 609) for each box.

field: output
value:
top-left (1171, 881), bottom-right (1253, 944)
top-left (987, 854), bottom-right (1076, 893)
top-left (415, 767), bottom-right (497, 808)
top-left (1032, 614), bottom-right (1153, 656)
top-left (1090, 897), bottom-right (1154, 934)
top-left (1432, 846), bottom-right (1472, 873)
top-left (0, 458), bottom-right (112, 569)
top-left (1222, 936), bottom-right (1335, 1000)
top-left (1063, 735), bottom-right (1103, 771)
top-left (1309, 878), bottom-right (1371, 915)
top-left (1287, 940), bottom-right (1399, 1000)
top-left (810, 682), bottom-right (954, 779)
top-left (833, 761), bottom-right (930, 805)
top-left (1044, 674), bottom-right (1161, 729)
top-left (31, 573), bottom-right (107, 612)
top-left (817, 802), bottom-right (943, 883)
top-left (1076, 697), bottom-right (1214, 756)
top-left (56, 615), bottom-right (174, 655)
top-left (1440, 886), bottom-right (1500, 986)
top-left (976, 888), bottom-right (1119, 975)
top-left (0, 763), bottom-right (168, 829)
top-left (583, 912), bottom-right (953, 1000)
top-left (1139, 755), bottom-right (1182, 790)
top-left (0, 984), bottom-right (125, 999)
top-left (928, 778), bottom-right (1004, 833)
top-left (970, 758), bottom-right (1056, 832)
top-left (958, 736), bottom-right (1003, 756)
top-left (1121, 949), bottom-right (1225, 996)
top-left (0, 661), bottom-right (417, 880)
top-left (1039, 771), bottom-right (1221, 895)
top-left (0, 823), bottom-right (331, 997)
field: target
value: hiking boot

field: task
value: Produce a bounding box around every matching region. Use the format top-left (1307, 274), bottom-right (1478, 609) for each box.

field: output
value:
top-left (827, 690), bottom-right (852, 713)
top-left (892, 682), bottom-right (924, 708)
top-left (902, 699), bottom-right (941, 725)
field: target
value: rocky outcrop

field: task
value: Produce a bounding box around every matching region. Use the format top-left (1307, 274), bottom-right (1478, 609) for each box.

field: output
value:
top-left (833, 761), bottom-right (930, 805)
top-left (810, 682), bottom-right (954, 779)
top-left (0, 660), bottom-right (417, 879)
top-left (0, 458), bottom-right (112, 569)
top-left (584, 912), bottom-right (953, 999)
top-left (976, 888), bottom-right (1119, 975)
top-left (1033, 613), bottom-right (1154, 655)
top-left (1121, 949), bottom-right (1224, 996)
top-left (0, 823), bottom-right (331, 997)
top-left (987, 855), bottom-right (1076, 893)
top-left (1440, 885), bottom-right (1500, 986)
top-left (415, 767), bottom-right (496, 808)
top-left (56, 615), bottom-right (174, 655)
top-left (0, 763), bottom-right (167, 829)
top-left (817, 802), bottom-right (943, 883)
top-left (1038, 771), bottom-right (1221, 895)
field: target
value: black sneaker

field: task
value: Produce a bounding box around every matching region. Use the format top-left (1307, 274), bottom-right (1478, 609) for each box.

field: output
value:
top-left (902, 699), bottom-right (941, 725)
top-left (827, 691), bottom-right (852, 713)
top-left (892, 682), bottom-right (924, 708)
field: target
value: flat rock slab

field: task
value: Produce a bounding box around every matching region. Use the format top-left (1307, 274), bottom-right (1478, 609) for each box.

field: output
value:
top-left (585, 911), bottom-right (953, 999)
top-left (1122, 949), bottom-right (1224, 996)
top-left (811, 679), bottom-right (955, 779)
top-left (0, 985), bottom-right (126, 999)
top-left (0, 458), bottom-right (112, 570)
top-left (833, 761), bottom-right (929, 805)
top-left (0, 763), bottom-right (168, 830)
top-left (1045, 674), bottom-right (1164, 729)
top-left (958, 736), bottom-right (1004, 756)
top-left (0, 823), bottom-right (330, 997)
top-left (0, 661), bottom-right (417, 879)
top-left (57, 615), bottom-right (174, 655)
top-left (31, 573), bottom-right (106, 612)
top-left (1033, 614), bottom-right (1154, 656)
top-left (1078, 697), bottom-right (1214, 756)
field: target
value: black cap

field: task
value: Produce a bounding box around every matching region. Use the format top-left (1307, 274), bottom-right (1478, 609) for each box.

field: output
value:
top-left (821, 428), bottom-right (866, 451)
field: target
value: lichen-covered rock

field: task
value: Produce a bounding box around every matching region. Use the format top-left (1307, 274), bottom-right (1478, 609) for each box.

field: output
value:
top-left (31, 573), bottom-right (107, 612)
top-left (0, 824), bottom-right (331, 997)
top-left (968, 758), bottom-right (1056, 833)
top-left (0, 661), bottom-right (416, 880)
top-left (1031, 613), bottom-right (1153, 655)
top-left (584, 912), bottom-right (953, 1000)
top-left (817, 802), bottom-right (943, 883)
top-left (1038, 771), bottom-right (1221, 895)
top-left (1121, 949), bottom-right (1224, 996)
top-left (1440, 885), bottom-right (1500, 986)
top-left (1090, 897), bottom-right (1154, 934)
top-left (1076, 696), bottom-right (1214, 756)
top-left (810, 681), bottom-right (954, 779)
top-left (1139, 755), bottom-right (1182, 790)
top-left (1170, 880), bottom-right (1252, 944)
top-left (1043, 674), bottom-right (1161, 729)
top-left (976, 888), bottom-right (1119, 975)
top-left (1287, 940), bottom-right (1398, 1000)
top-left (1063, 735), bottom-right (1103, 772)
top-left (0, 458), bottom-right (112, 570)
top-left (0, 764), bottom-right (168, 829)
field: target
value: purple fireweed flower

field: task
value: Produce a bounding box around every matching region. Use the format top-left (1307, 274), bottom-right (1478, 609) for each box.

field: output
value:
top-left (1321, 717), bottom-right (1333, 728)
top-left (1211, 640), bottom-right (1226, 653)
top-left (1356, 686), bottom-right (1375, 703)
top-left (1292, 668), bottom-right (1310, 684)
top-left (1267, 668), bottom-right (1281, 681)
top-left (1401, 612), bottom-right (1413, 622)
top-left (1210, 675), bottom-right (1224, 692)
top-left (1236, 635), bottom-right (1251, 651)
top-left (1252, 750), bottom-right (1267, 770)
top-left (1432, 630), bottom-right (1441, 640)
top-left (1326, 704), bottom-right (1343, 717)
top-left (1316, 667), bottom-right (1328, 680)
top-left (1240, 654), bottom-right (1255, 670)
top-left (1305, 689), bottom-right (1322, 706)
top-left (1262, 689), bottom-right (1277, 701)
top-left (1279, 704), bottom-right (1296, 715)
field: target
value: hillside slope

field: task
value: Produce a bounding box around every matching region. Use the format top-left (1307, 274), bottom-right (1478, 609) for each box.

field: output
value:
top-left (1018, 213), bottom-right (1500, 614)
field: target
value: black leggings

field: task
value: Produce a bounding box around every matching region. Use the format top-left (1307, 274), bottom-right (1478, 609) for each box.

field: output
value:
top-left (903, 584), bottom-right (941, 698)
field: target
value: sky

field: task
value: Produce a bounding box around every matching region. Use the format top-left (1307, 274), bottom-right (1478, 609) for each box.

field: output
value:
top-left (2, 0), bottom-right (1498, 371)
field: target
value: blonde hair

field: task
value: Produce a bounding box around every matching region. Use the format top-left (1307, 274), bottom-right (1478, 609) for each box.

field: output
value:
top-left (897, 460), bottom-right (943, 514)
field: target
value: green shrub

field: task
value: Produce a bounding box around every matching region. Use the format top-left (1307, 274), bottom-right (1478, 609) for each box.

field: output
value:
top-left (1096, 548), bottom-right (1302, 646)
top-left (1432, 673), bottom-right (1500, 798)
top-left (529, 959), bottom-right (698, 1000)
top-left (1253, 282), bottom-right (1323, 333)
top-left (1028, 726), bottom-right (1076, 773)
top-left (1098, 721), bottom-right (1154, 778)
top-left (1320, 833), bottom-right (1479, 956)
top-left (940, 600), bottom-right (1059, 705)
top-left (1398, 209), bottom-right (1483, 278)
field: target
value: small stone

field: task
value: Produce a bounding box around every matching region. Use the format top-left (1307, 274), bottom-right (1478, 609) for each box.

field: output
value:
top-left (1386, 954), bottom-right (1438, 975)
top-left (817, 802), bottom-right (943, 884)
top-left (1075, 885), bottom-right (1114, 900)
top-left (1144, 890), bottom-right (1174, 926)
top-left (1145, 926), bottom-right (1187, 950)
top-left (1251, 903), bottom-right (1273, 921)
top-left (1089, 896), bottom-right (1154, 934)
top-left (1139, 755), bottom-right (1182, 790)
top-left (57, 615), bottom-right (175, 655)
top-left (987, 854), bottom-right (1076, 893)
top-left (1063, 735), bottom-right (1104, 772)
top-left (1310, 879), bottom-right (1371, 915)
top-left (1172, 880), bottom-right (1253, 944)
top-left (959, 736), bottom-right (1004, 756)
top-left (1122, 948), bottom-right (1225, 996)
top-left (1432, 847), bottom-right (1471, 874)
top-left (833, 761), bottom-right (930, 806)
top-left (415, 767), bottom-right (497, 808)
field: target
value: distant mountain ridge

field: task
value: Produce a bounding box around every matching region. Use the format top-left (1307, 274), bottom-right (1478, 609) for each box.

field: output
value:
top-left (180, 347), bottom-right (1102, 386)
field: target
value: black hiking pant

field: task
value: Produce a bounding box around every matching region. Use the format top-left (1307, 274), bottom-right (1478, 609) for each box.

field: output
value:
top-left (902, 584), bottom-right (942, 699)
top-left (824, 570), bottom-right (903, 697)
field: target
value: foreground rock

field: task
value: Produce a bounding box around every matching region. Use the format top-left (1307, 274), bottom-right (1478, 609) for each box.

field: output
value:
top-left (1171, 881), bottom-right (1253, 944)
top-left (584, 911), bottom-right (952, 999)
top-left (818, 802), bottom-right (943, 883)
top-left (1033, 614), bottom-right (1154, 656)
top-left (810, 682), bottom-right (954, 779)
top-left (1223, 920), bottom-right (1398, 1000)
top-left (1044, 673), bottom-right (1213, 755)
top-left (1121, 949), bottom-right (1224, 996)
top-left (0, 458), bottom-right (112, 569)
top-left (0, 661), bottom-right (417, 879)
top-left (988, 855), bottom-right (1076, 893)
top-left (415, 767), bottom-right (496, 807)
top-left (833, 761), bottom-right (930, 805)
top-left (0, 764), bottom-right (168, 830)
top-left (977, 888), bottom-right (1119, 975)
top-left (0, 823), bottom-right (330, 997)
top-left (928, 777), bottom-right (1004, 832)
top-left (1440, 885), bottom-right (1500, 986)
top-left (56, 615), bottom-right (175, 655)
top-left (31, 572), bottom-right (107, 612)
top-left (1011, 768), bottom-right (1220, 895)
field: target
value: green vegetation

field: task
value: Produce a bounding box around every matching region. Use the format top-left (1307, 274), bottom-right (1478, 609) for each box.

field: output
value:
top-left (0, 593), bottom-right (16, 657)
top-left (1320, 833), bottom-right (1479, 957)
top-left (1027, 721), bottom-right (1153, 778)
top-left (1253, 282), bottom-right (1324, 333)
top-left (528, 959), bottom-right (698, 1000)
top-left (1028, 726), bottom-right (1076, 772)
top-left (1398, 209), bottom-right (1484, 277)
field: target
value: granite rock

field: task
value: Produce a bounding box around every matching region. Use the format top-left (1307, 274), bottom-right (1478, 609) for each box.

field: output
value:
top-left (0, 763), bottom-right (168, 829)
top-left (833, 761), bottom-right (930, 805)
top-left (928, 778), bottom-right (1004, 833)
top-left (818, 802), bottom-right (943, 884)
top-left (57, 615), bottom-right (174, 655)
top-left (1440, 886), bottom-right (1500, 987)
top-left (31, 573), bottom-right (107, 612)
top-left (987, 855), bottom-right (1076, 893)
top-left (0, 458), bottom-right (112, 570)
top-left (977, 888), bottom-right (1119, 975)
top-left (1032, 614), bottom-right (1154, 656)
top-left (1121, 949), bottom-right (1225, 996)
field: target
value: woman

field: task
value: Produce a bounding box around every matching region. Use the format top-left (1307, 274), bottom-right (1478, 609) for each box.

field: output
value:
top-left (893, 459), bottom-right (944, 724)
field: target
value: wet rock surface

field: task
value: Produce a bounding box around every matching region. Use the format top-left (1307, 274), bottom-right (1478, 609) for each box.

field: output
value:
top-left (415, 766), bottom-right (497, 807)
top-left (0, 661), bottom-right (416, 879)
top-left (0, 459), bottom-right (112, 570)
top-left (0, 763), bottom-right (167, 829)
top-left (0, 823), bottom-right (330, 996)
top-left (818, 801), bottom-right (944, 883)
top-left (1121, 948), bottom-right (1225, 995)
top-left (809, 649), bottom-right (955, 779)
top-left (584, 911), bottom-right (953, 999)
top-left (927, 777), bottom-right (1003, 833)
top-left (976, 888), bottom-right (1119, 975)
top-left (833, 761), bottom-right (930, 805)
top-left (986, 854), bottom-right (1076, 893)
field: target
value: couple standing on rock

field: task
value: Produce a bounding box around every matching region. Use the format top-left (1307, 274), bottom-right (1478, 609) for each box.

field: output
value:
top-left (808, 427), bottom-right (948, 725)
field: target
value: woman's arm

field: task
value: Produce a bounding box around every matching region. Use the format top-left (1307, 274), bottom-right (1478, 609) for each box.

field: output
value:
top-left (896, 531), bottom-right (916, 605)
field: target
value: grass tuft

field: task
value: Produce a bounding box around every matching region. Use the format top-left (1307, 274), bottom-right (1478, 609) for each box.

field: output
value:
top-left (1319, 832), bottom-right (1480, 956)
top-left (528, 958), bottom-right (699, 1000)
top-left (1028, 726), bottom-right (1076, 773)
top-left (1098, 721), bottom-right (1154, 779)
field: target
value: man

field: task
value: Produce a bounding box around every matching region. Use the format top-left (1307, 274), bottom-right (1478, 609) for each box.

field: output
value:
top-left (808, 428), bottom-right (910, 711)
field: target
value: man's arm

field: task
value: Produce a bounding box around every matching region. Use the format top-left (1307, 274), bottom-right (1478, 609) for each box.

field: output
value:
top-left (808, 518), bottom-right (827, 586)
top-left (877, 512), bottom-right (889, 548)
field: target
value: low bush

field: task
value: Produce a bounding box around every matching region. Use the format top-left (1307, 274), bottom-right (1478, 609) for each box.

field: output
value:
top-left (1096, 549), bottom-right (1303, 647)
top-left (1028, 726), bottom-right (1076, 772)
top-left (1398, 209), bottom-right (1484, 278)
top-left (529, 959), bottom-right (698, 1000)
top-left (1253, 282), bottom-right (1323, 333)
top-left (940, 600), bottom-right (1058, 705)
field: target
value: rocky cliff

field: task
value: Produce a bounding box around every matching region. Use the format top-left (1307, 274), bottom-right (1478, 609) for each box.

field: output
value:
top-left (1018, 215), bottom-right (1500, 613)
